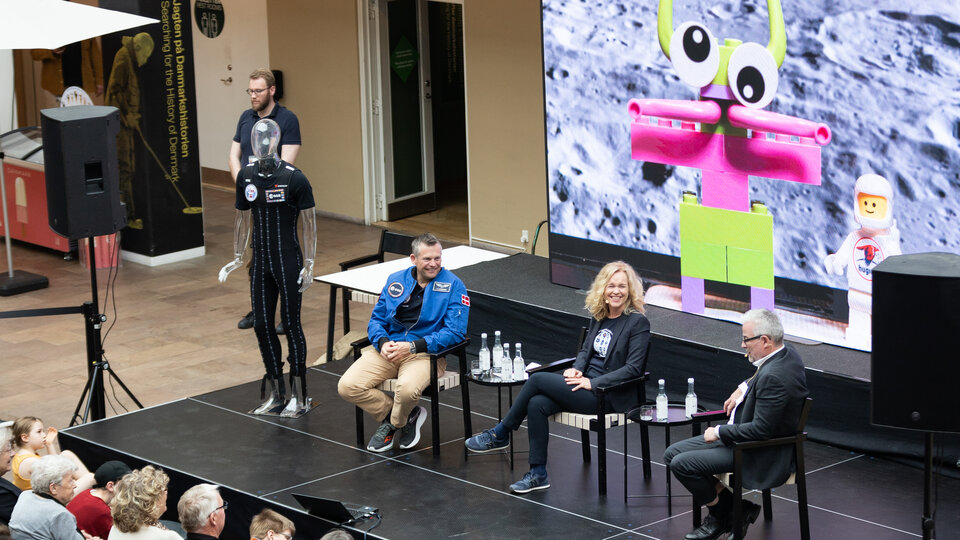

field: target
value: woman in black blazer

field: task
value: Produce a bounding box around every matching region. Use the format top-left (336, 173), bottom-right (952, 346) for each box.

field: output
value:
top-left (465, 261), bottom-right (651, 494)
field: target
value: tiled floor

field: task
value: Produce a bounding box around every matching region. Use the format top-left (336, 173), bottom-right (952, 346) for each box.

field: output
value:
top-left (61, 359), bottom-right (957, 540)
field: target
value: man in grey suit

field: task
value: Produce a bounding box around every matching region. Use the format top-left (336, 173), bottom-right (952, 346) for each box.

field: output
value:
top-left (664, 309), bottom-right (809, 540)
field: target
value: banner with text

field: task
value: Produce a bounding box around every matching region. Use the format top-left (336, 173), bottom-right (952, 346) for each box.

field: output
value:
top-left (101, 0), bottom-right (204, 258)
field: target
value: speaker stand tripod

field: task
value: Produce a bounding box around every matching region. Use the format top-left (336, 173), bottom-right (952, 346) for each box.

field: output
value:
top-left (921, 432), bottom-right (936, 540)
top-left (69, 235), bottom-right (142, 425)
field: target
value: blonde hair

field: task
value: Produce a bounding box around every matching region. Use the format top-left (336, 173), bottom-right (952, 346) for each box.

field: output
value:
top-left (250, 509), bottom-right (295, 539)
top-left (249, 68), bottom-right (276, 88)
top-left (111, 466), bottom-right (169, 533)
top-left (584, 261), bottom-right (645, 320)
top-left (11, 417), bottom-right (41, 449)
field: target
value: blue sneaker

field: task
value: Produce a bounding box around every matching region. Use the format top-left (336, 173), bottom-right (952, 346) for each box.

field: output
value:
top-left (509, 471), bottom-right (550, 494)
top-left (464, 428), bottom-right (509, 454)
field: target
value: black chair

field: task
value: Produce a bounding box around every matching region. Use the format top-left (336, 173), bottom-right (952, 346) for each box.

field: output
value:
top-left (530, 327), bottom-right (651, 497)
top-left (349, 336), bottom-right (472, 457)
top-left (691, 397), bottom-right (813, 540)
top-left (324, 230), bottom-right (416, 363)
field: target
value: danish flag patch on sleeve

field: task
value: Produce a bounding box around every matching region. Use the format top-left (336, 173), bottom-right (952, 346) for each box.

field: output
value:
top-left (460, 294), bottom-right (470, 306)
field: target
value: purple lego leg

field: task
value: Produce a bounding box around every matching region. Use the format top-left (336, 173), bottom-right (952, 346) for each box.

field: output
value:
top-left (750, 287), bottom-right (775, 311)
top-left (681, 276), bottom-right (706, 314)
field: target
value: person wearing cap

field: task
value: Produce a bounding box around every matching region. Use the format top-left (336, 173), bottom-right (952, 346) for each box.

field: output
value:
top-left (67, 461), bottom-right (131, 538)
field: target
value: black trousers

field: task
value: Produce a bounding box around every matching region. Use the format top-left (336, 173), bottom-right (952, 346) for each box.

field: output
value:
top-left (250, 249), bottom-right (307, 378)
top-left (501, 371), bottom-right (600, 466)
top-left (664, 435), bottom-right (734, 505)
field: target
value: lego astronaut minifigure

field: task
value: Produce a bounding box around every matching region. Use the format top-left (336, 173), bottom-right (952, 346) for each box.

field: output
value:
top-left (823, 174), bottom-right (901, 346)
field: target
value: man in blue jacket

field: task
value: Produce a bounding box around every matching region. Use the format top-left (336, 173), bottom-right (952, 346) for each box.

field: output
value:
top-left (338, 233), bottom-right (469, 452)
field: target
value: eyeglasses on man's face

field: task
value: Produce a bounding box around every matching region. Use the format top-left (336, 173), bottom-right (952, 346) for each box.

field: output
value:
top-left (209, 501), bottom-right (228, 516)
top-left (246, 88), bottom-right (268, 96)
top-left (741, 334), bottom-right (764, 344)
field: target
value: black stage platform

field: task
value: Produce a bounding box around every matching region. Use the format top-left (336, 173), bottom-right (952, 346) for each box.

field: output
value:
top-left (60, 362), bottom-right (960, 540)
top-left (455, 254), bottom-right (960, 465)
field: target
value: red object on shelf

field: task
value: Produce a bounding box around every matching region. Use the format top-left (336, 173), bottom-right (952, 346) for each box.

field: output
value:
top-left (79, 234), bottom-right (120, 270)
top-left (0, 158), bottom-right (70, 253)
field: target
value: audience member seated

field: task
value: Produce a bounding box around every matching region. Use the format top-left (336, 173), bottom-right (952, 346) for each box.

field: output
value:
top-left (0, 430), bottom-right (20, 524)
top-left (177, 484), bottom-right (225, 540)
top-left (318, 529), bottom-right (352, 540)
top-left (8, 455), bottom-right (95, 540)
top-left (107, 466), bottom-right (177, 540)
top-left (248, 509), bottom-right (293, 540)
top-left (664, 309), bottom-right (809, 540)
top-left (67, 460), bottom-right (131, 539)
top-left (337, 233), bottom-right (470, 453)
top-left (10, 417), bottom-right (94, 493)
top-left (464, 260), bottom-right (651, 494)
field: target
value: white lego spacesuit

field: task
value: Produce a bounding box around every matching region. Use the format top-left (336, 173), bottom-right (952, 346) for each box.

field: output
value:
top-left (823, 174), bottom-right (901, 346)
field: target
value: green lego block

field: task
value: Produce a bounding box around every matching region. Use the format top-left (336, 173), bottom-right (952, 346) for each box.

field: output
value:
top-left (681, 240), bottom-right (726, 281)
top-left (727, 247), bottom-right (774, 288)
top-left (680, 202), bottom-right (774, 251)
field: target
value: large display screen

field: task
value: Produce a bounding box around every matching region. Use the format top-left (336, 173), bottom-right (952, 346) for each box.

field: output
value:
top-left (542, 0), bottom-right (960, 350)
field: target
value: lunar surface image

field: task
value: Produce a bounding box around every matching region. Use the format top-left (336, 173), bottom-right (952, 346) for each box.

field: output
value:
top-left (543, 0), bottom-right (960, 349)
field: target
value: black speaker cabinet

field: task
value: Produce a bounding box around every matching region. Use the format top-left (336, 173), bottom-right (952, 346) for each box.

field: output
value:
top-left (871, 252), bottom-right (960, 433)
top-left (272, 69), bottom-right (284, 101)
top-left (41, 106), bottom-right (126, 240)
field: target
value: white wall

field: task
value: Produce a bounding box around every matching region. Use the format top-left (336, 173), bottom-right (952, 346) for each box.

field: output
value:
top-left (191, 0), bottom-right (270, 172)
top-left (0, 50), bottom-right (14, 133)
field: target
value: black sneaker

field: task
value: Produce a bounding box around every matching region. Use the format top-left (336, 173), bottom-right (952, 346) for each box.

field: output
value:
top-left (398, 406), bottom-right (427, 450)
top-left (367, 421), bottom-right (396, 453)
top-left (238, 311), bottom-right (254, 329)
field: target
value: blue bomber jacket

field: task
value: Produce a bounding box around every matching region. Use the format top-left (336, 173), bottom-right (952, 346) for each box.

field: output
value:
top-left (368, 266), bottom-right (470, 354)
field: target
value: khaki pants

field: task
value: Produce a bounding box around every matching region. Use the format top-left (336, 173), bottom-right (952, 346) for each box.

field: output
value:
top-left (338, 347), bottom-right (446, 428)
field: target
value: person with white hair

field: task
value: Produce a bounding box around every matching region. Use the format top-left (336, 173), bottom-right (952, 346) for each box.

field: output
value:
top-left (0, 426), bottom-right (21, 524)
top-left (8, 455), bottom-right (96, 540)
top-left (663, 309), bottom-right (809, 540)
top-left (176, 484), bottom-right (225, 540)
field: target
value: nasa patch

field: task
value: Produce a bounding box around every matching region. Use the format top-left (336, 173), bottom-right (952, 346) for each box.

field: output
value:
top-left (244, 184), bottom-right (258, 202)
top-left (387, 281), bottom-right (404, 298)
top-left (265, 188), bottom-right (286, 203)
top-left (433, 281), bottom-right (451, 293)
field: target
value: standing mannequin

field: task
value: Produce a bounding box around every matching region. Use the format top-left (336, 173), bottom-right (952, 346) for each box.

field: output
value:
top-left (219, 119), bottom-right (317, 416)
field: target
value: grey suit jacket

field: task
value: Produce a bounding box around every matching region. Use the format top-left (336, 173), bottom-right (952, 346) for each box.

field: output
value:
top-left (719, 345), bottom-right (809, 489)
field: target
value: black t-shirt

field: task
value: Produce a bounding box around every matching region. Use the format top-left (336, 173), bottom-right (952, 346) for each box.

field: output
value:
top-left (395, 270), bottom-right (425, 328)
top-left (235, 162), bottom-right (315, 255)
top-left (586, 316), bottom-right (626, 378)
top-left (233, 104), bottom-right (301, 169)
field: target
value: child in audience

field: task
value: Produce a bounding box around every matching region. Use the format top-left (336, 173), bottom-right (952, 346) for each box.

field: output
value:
top-left (10, 416), bottom-right (95, 493)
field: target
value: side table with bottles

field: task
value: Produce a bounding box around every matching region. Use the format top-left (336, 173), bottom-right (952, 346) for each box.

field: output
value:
top-left (466, 332), bottom-right (531, 468)
top-left (626, 402), bottom-right (721, 515)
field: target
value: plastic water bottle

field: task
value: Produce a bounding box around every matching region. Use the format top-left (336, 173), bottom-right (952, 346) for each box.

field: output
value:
top-left (499, 343), bottom-right (512, 381)
top-left (685, 377), bottom-right (698, 418)
top-left (656, 379), bottom-right (669, 421)
top-left (492, 331), bottom-right (503, 376)
top-left (476, 333), bottom-right (490, 377)
top-left (512, 343), bottom-right (526, 380)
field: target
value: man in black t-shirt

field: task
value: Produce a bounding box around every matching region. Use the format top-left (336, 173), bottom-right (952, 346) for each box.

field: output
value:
top-left (229, 68), bottom-right (302, 331)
